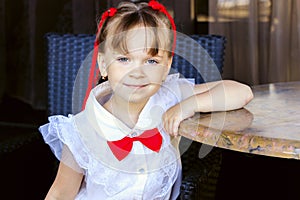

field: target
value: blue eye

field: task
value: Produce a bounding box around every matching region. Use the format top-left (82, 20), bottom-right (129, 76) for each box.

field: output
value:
top-left (146, 59), bottom-right (159, 65)
top-left (117, 57), bottom-right (129, 63)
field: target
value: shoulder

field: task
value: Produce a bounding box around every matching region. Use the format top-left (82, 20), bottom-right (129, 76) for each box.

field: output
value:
top-left (160, 73), bottom-right (195, 100)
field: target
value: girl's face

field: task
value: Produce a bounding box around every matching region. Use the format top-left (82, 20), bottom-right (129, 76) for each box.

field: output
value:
top-left (98, 27), bottom-right (172, 104)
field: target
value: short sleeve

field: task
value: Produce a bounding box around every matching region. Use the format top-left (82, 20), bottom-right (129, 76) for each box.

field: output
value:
top-left (39, 115), bottom-right (89, 173)
top-left (163, 73), bottom-right (195, 101)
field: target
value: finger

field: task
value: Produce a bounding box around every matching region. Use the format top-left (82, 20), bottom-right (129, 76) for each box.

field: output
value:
top-left (172, 119), bottom-right (180, 136)
top-left (167, 118), bottom-right (176, 136)
top-left (162, 115), bottom-right (172, 136)
top-left (174, 117), bottom-right (182, 136)
top-left (168, 119), bottom-right (174, 136)
top-left (163, 112), bottom-right (178, 136)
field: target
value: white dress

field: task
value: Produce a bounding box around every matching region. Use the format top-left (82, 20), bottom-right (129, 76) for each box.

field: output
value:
top-left (39, 74), bottom-right (194, 200)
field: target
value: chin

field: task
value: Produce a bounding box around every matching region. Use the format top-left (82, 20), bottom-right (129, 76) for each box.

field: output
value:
top-left (126, 95), bottom-right (151, 104)
top-left (126, 87), bottom-right (158, 99)
top-left (124, 92), bottom-right (154, 104)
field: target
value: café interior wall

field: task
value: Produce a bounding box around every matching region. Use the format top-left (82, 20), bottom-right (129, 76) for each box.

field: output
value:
top-left (209, 0), bottom-right (300, 85)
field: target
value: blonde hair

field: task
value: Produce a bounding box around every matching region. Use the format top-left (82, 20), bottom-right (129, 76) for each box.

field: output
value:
top-left (97, 2), bottom-right (174, 57)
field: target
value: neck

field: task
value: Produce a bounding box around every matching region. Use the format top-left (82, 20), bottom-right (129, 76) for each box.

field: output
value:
top-left (104, 95), bottom-right (149, 128)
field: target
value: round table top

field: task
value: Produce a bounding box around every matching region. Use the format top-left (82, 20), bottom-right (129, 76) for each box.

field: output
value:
top-left (179, 81), bottom-right (300, 159)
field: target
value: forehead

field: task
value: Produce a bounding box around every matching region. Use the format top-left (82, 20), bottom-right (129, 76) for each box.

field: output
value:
top-left (125, 28), bottom-right (154, 52)
top-left (104, 26), bottom-right (172, 54)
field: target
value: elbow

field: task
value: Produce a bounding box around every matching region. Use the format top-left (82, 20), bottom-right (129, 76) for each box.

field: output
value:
top-left (235, 84), bottom-right (253, 109)
top-left (244, 85), bottom-right (254, 105)
top-left (229, 81), bottom-right (254, 109)
top-left (225, 80), bottom-right (254, 107)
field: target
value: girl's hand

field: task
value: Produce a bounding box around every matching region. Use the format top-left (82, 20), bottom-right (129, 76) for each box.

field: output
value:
top-left (162, 97), bottom-right (196, 136)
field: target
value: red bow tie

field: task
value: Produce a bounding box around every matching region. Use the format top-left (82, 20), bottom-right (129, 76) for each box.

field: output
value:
top-left (107, 128), bottom-right (162, 161)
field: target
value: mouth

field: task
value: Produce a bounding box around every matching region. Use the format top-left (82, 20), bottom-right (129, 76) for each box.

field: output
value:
top-left (123, 83), bottom-right (149, 89)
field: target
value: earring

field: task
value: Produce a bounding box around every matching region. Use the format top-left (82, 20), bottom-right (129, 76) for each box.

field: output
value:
top-left (98, 75), bottom-right (107, 84)
top-left (101, 63), bottom-right (107, 80)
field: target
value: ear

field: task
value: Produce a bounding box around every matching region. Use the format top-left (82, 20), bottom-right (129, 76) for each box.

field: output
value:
top-left (163, 56), bottom-right (173, 79)
top-left (97, 53), bottom-right (108, 77)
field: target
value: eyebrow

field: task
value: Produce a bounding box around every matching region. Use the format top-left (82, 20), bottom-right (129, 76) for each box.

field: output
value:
top-left (111, 51), bottom-right (165, 58)
top-left (151, 54), bottom-right (163, 58)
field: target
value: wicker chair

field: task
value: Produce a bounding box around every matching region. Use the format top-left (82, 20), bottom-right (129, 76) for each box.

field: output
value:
top-left (46, 33), bottom-right (226, 200)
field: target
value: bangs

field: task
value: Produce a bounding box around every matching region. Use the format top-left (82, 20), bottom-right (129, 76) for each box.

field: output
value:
top-left (112, 28), bottom-right (171, 56)
top-left (101, 10), bottom-right (173, 56)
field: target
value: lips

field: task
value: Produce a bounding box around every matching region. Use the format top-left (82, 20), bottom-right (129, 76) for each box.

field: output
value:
top-left (123, 83), bottom-right (149, 89)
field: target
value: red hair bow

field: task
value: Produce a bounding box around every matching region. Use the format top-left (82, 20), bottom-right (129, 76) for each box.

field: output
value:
top-left (96, 7), bottom-right (117, 45)
top-left (148, 0), bottom-right (167, 12)
top-left (101, 7), bottom-right (117, 19)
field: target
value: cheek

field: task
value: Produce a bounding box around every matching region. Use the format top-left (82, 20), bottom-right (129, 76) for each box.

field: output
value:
top-left (146, 66), bottom-right (168, 83)
top-left (107, 66), bottom-right (129, 88)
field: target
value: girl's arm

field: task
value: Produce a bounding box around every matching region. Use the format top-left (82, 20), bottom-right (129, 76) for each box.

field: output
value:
top-left (45, 161), bottom-right (83, 200)
top-left (163, 80), bottom-right (253, 136)
top-left (192, 80), bottom-right (253, 112)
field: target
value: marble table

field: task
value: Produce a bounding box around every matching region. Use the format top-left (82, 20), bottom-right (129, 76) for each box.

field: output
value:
top-left (179, 81), bottom-right (300, 159)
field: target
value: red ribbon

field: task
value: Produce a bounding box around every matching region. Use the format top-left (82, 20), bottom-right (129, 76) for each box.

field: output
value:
top-left (81, 7), bottom-right (117, 110)
top-left (107, 128), bottom-right (163, 161)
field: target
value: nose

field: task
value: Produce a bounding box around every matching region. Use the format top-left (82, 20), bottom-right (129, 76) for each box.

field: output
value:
top-left (128, 62), bottom-right (145, 79)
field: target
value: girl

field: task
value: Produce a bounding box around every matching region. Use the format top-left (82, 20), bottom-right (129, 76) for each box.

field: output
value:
top-left (39, 0), bottom-right (253, 199)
